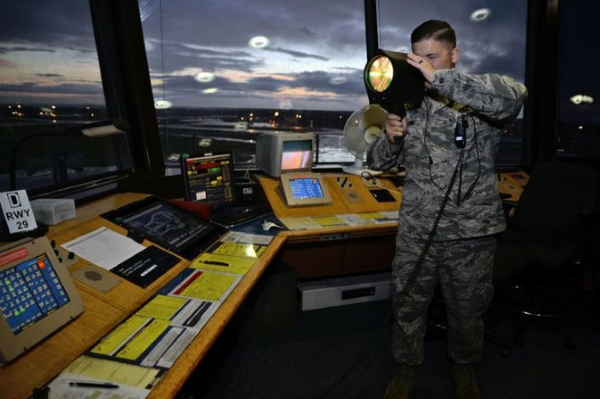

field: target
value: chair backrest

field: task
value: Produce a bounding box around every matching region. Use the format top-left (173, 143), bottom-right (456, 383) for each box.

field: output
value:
top-left (514, 162), bottom-right (599, 233)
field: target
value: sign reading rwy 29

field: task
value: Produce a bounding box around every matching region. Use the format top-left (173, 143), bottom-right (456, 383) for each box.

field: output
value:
top-left (0, 190), bottom-right (38, 234)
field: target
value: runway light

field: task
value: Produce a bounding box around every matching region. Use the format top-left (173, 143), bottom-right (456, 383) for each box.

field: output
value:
top-left (202, 88), bottom-right (218, 94)
top-left (470, 8), bottom-right (492, 22)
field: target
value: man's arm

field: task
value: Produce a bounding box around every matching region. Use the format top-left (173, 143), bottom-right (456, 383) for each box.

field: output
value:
top-left (366, 132), bottom-right (403, 171)
top-left (431, 69), bottom-right (527, 122)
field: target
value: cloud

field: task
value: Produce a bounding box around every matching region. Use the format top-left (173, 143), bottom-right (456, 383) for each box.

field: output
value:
top-left (0, 59), bottom-right (17, 67)
top-left (267, 47), bottom-right (329, 61)
top-left (1, 0), bottom-right (529, 110)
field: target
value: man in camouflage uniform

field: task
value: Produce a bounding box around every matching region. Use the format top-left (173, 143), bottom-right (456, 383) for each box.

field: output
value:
top-left (367, 20), bottom-right (527, 399)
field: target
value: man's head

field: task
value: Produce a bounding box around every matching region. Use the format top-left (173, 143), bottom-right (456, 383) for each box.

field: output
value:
top-left (411, 20), bottom-right (459, 70)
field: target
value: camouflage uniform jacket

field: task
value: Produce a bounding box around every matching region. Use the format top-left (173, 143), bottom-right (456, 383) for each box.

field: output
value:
top-left (367, 69), bottom-right (527, 241)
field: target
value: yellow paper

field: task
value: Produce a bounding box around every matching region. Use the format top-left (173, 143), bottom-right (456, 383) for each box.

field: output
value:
top-left (211, 241), bottom-right (265, 258)
top-left (312, 215), bottom-right (347, 226)
top-left (177, 271), bottom-right (238, 301)
top-left (279, 217), bottom-right (323, 230)
top-left (65, 355), bottom-right (161, 389)
top-left (359, 212), bottom-right (384, 219)
top-left (135, 295), bottom-right (188, 320)
top-left (92, 315), bottom-right (148, 356)
top-left (116, 318), bottom-right (171, 361)
top-left (190, 253), bottom-right (256, 275)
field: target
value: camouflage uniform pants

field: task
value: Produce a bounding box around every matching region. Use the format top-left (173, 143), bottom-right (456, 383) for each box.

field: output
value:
top-left (391, 234), bottom-right (496, 365)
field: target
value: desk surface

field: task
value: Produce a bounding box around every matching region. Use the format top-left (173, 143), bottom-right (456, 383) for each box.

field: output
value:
top-left (0, 171), bottom-right (527, 398)
top-left (0, 193), bottom-right (284, 399)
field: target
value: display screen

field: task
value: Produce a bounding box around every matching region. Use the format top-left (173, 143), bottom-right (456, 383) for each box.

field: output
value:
top-left (109, 199), bottom-right (215, 255)
top-left (289, 177), bottom-right (325, 199)
top-left (281, 140), bottom-right (312, 171)
top-left (0, 253), bottom-right (70, 335)
top-left (366, 55), bottom-right (393, 93)
top-left (182, 153), bottom-right (235, 206)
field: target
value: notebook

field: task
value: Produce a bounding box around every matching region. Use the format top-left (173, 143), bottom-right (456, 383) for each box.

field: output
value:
top-left (180, 152), bottom-right (271, 228)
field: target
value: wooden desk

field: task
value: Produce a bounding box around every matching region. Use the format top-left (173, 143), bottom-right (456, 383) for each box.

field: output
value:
top-left (257, 173), bottom-right (401, 220)
top-left (1, 171), bottom-right (529, 398)
top-left (499, 170), bottom-right (529, 203)
top-left (257, 173), bottom-right (401, 279)
top-left (257, 171), bottom-right (529, 280)
top-left (0, 193), bottom-right (284, 399)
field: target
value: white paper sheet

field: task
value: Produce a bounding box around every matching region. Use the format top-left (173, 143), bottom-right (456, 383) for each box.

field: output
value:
top-left (61, 227), bottom-right (146, 270)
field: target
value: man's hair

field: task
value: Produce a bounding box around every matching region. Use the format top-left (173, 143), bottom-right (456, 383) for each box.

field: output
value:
top-left (411, 20), bottom-right (456, 49)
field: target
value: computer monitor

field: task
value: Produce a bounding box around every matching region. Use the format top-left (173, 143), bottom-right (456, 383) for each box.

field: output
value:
top-left (180, 152), bottom-right (236, 207)
top-left (0, 236), bottom-right (85, 363)
top-left (279, 172), bottom-right (332, 207)
top-left (255, 132), bottom-right (315, 178)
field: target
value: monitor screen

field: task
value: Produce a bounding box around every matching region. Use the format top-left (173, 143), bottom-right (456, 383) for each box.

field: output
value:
top-left (0, 253), bottom-right (70, 335)
top-left (281, 140), bottom-right (313, 172)
top-left (102, 197), bottom-right (222, 259)
top-left (288, 177), bottom-right (326, 200)
top-left (279, 172), bottom-right (333, 207)
top-left (181, 152), bottom-right (235, 207)
top-left (0, 236), bottom-right (84, 363)
top-left (256, 132), bottom-right (315, 177)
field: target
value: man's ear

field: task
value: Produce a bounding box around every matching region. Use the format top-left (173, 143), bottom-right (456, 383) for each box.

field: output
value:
top-left (451, 47), bottom-right (461, 65)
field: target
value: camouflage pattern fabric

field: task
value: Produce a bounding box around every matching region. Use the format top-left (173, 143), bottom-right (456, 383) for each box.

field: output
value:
top-left (367, 69), bottom-right (526, 365)
top-left (391, 235), bottom-right (496, 365)
top-left (367, 69), bottom-right (527, 241)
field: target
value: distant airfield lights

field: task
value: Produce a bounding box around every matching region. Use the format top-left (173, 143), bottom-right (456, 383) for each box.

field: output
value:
top-left (570, 94), bottom-right (594, 105)
top-left (249, 36), bottom-right (270, 49)
top-left (195, 72), bottom-right (215, 83)
top-left (470, 8), bottom-right (492, 22)
top-left (155, 99), bottom-right (173, 109)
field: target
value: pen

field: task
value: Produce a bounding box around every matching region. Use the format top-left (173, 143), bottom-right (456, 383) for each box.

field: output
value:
top-left (202, 260), bottom-right (229, 266)
top-left (69, 381), bottom-right (120, 389)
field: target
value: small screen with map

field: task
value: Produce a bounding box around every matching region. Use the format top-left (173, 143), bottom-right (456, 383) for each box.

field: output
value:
top-left (101, 197), bottom-right (222, 259)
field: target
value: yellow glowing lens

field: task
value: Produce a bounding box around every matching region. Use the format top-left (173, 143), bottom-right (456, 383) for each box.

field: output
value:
top-left (366, 56), bottom-right (393, 93)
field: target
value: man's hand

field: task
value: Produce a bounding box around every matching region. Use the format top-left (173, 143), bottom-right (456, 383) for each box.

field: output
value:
top-left (407, 53), bottom-right (435, 89)
top-left (385, 114), bottom-right (408, 144)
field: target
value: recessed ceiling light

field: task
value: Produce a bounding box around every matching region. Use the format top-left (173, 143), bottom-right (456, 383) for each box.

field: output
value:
top-left (249, 36), bottom-right (270, 49)
top-left (155, 99), bottom-right (172, 109)
top-left (570, 94), bottom-right (594, 104)
top-left (470, 8), bottom-right (492, 22)
top-left (195, 72), bottom-right (215, 83)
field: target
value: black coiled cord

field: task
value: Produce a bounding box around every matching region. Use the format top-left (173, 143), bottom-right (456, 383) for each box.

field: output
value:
top-left (312, 157), bottom-right (462, 399)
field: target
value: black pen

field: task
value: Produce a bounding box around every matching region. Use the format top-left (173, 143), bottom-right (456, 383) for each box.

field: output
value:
top-left (202, 260), bottom-right (229, 266)
top-left (69, 381), bottom-right (120, 389)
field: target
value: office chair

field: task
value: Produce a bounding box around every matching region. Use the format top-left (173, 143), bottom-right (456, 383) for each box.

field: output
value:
top-left (495, 161), bottom-right (599, 348)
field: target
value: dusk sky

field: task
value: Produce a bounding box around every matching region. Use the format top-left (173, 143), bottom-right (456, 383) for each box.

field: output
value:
top-left (1, 0), bottom-right (529, 112)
